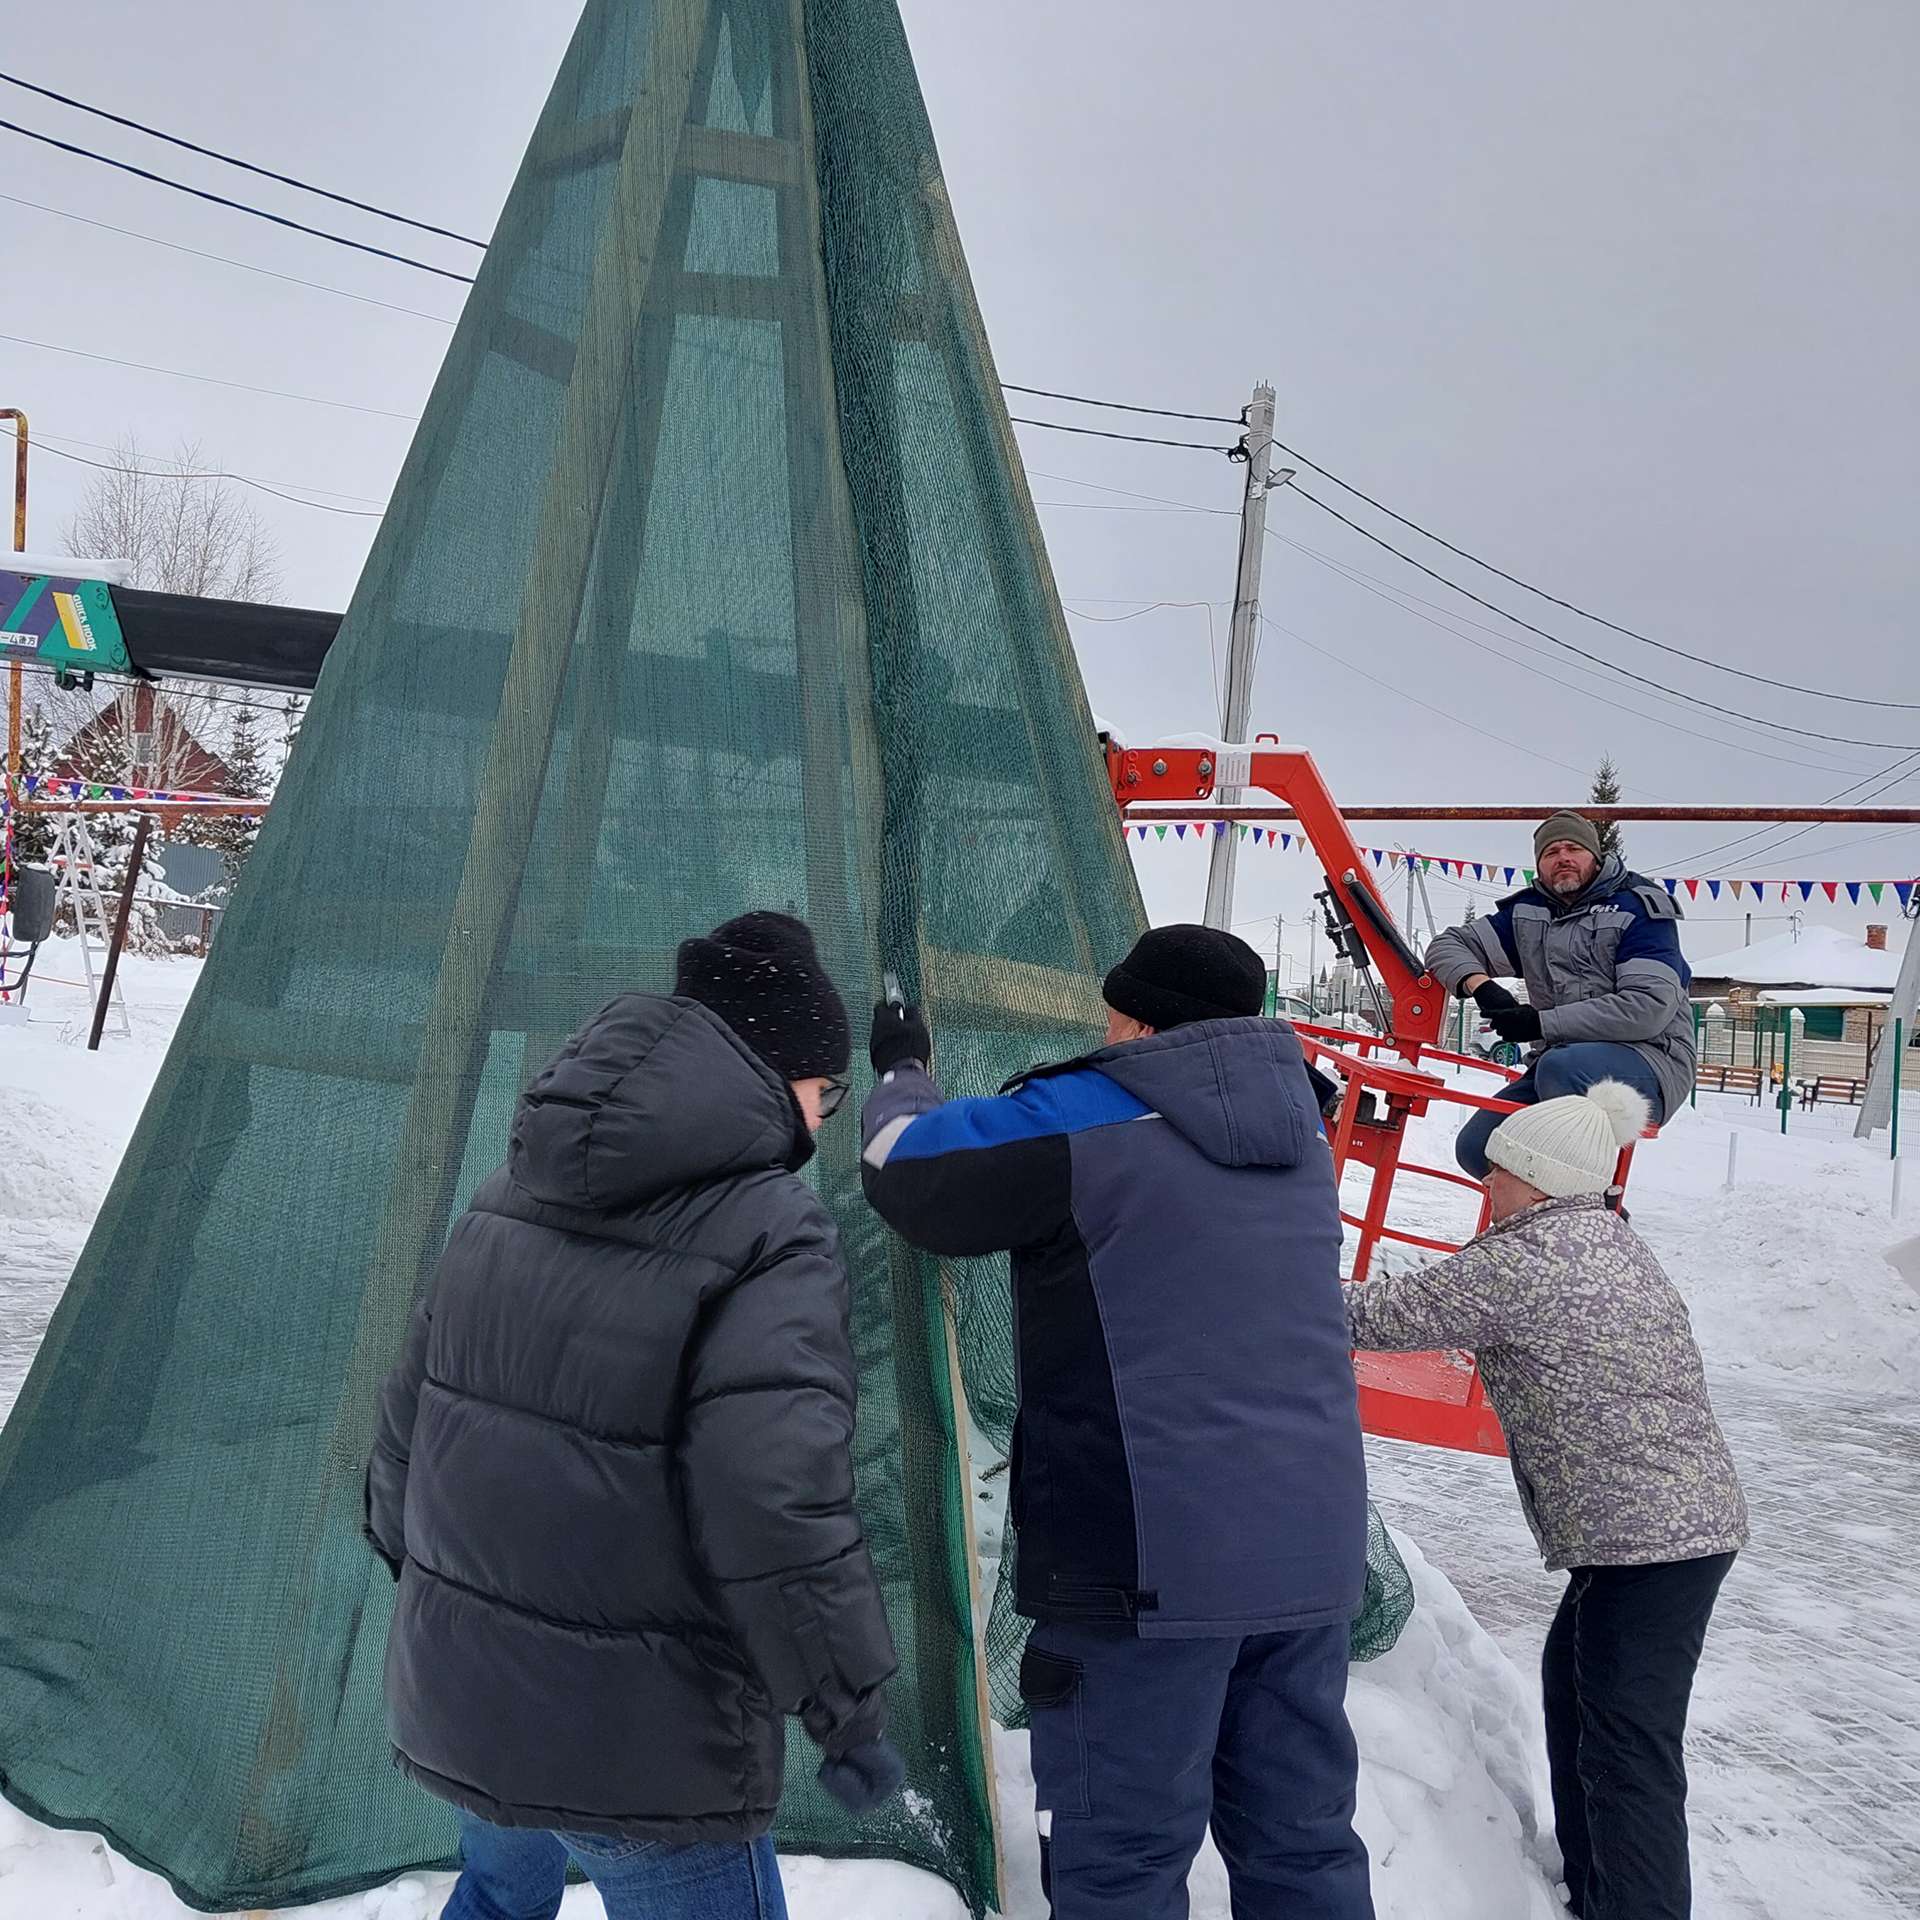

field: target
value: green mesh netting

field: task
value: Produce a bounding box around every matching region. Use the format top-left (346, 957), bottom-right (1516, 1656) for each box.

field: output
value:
top-left (0, 2), bottom-right (1407, 1912)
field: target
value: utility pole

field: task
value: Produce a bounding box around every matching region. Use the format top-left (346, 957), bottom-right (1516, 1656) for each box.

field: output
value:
top-left (1412, 859), bottom-right (1442, 945)
top-left (1202, 382), bottom-right (1284, 929)
top-left (1405, 856), bottom-right (1418, 941)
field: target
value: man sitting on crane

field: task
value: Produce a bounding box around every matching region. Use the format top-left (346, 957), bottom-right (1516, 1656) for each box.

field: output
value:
top-left (1427, 811), bottom-right (1694, 1177)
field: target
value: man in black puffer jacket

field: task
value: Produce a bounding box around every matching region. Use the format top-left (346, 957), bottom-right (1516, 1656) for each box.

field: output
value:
top-left (365, 913), bottom-right (900, 1920)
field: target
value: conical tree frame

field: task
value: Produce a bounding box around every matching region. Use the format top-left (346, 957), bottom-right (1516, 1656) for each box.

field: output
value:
top-left (0, 2), bottom-right (1144, 1913)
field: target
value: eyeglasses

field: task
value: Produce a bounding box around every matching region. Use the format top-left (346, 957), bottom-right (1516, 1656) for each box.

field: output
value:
top-left (818, 1077), bottom-right (852, 1121)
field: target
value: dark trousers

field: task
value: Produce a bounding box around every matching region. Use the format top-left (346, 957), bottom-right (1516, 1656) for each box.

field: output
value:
top-left (1022, 1620), bottom-right (1374, 1920)
top-left (1543, 1553), bottom-right (1735, 1920)
top-left (1455, 1042), bottom-right (1666, 1179)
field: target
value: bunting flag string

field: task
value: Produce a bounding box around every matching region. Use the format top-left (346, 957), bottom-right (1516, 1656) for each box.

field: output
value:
top-left (1122, 816), bottom-right (1917, 904)
top-left (19, 773), bottom-right (266, 810)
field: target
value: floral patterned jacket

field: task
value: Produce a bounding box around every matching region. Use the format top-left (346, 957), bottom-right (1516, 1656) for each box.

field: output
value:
top-left (1346, 1194), bottom-right (1748, 1571)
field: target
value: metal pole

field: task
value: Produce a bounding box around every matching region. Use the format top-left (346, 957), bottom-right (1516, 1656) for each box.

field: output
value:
top-left (1691, 1004), bottom-right (1702, 1107)
top-left (88, 814), bottom-right (149, 1051)
top-left (1135, 802), bottom-right (1920, 825)
top-left (1780, 1011), bottom-right (1792, 1135)
top-left (1412, 858), bottom-right (1442, 944)
top-left (1894, 1017), bottom-right (1904, 1163)
top-left (3, 407), bottom-right (26, 812)
top-left (0, 407), bottom-right (24, 550)
top-left (1405, 856), bottom-right (1418, 941)
top-left (1272, 915), bottom-right (1284, 1016)
top-left (1202, 382), bottom-right (1277, 929)
top-left (1725, 1131), bottom-right (1739, 1189)
top-left (1308, 913), bottom-right (1317, 1017)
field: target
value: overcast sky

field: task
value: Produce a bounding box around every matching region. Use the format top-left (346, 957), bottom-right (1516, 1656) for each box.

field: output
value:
top-left (5, 0), bottom-right (1915, 971)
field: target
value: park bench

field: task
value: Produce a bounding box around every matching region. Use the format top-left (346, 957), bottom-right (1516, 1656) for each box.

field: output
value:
top-left (1798, 1076), bottom-right (1866, 1110)
top-left (1696, 1062), bottom-right (1764, 1102)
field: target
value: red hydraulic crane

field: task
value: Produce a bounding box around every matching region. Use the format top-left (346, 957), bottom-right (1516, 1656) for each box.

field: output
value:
top-left (1105, 734), bottom-right (1655, 1457)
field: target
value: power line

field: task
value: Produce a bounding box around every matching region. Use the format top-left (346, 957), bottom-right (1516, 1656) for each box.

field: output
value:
top-left (10, 653), bottom-right (306, 719)
top-left (2, 331), bottom-right (418, 422)
top-left (1027, 470), bottom-right (1237, 516)
top-left (1266, 526), bottom-right (1868, 778)
top-left (1034, 460), bottom-right (1897, 766)
top-left (0, 191), bottom-right (460, 326)
top-left (1002, 382), bottom-right (1242, 427)
top-left (1008, 416), bottom-right (1239, 455)
top-left (1670, 753), bottom-right (1920, 871)
top-left (1270, 526), bottom-right (1870, 775)
top-left (39, 429), bottom-right (390, 506)
top-left (31, 437), bottom-right (386, 519)
top-left (0, 72), bottom-right (488, 248)
top-left (1283, 483), bottom-right (1918, 752)
top-left (1266, 435), bottom-right (1920, 713)
top-left (1059, 598), bottom-right (1218, 624)
top-left (0, 118), bottom-right (478, 285)
top-left (1258, 612), bottom-right (1602, 784)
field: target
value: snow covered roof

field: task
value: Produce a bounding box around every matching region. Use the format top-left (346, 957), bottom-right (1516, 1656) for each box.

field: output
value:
top-left (2, 550), bottom-right (135, 586)
top-left (1754, 987), bottom-right (1893, 1009)
top-left (1690, 924), bottom-right (1905, 991)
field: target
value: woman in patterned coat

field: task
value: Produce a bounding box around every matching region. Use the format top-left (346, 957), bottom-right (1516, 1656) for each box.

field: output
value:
top-left (1347, 1080), bottom-right (1746, 1920)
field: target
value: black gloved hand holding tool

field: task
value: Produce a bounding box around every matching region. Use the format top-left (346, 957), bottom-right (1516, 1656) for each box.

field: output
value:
top-left (870, 1000), bottom-right (932, 1077)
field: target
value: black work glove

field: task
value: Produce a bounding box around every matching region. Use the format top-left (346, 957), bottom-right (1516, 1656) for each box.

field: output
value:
top-left (817, 1736), bottom-right (907, 1817)
top-left (870, 1000), bottom-right (932, 1077)
top-left (1471, 980), bottom-right (1520, 1015)
top-left (1487, 1004), bottom-right (1543, 1045)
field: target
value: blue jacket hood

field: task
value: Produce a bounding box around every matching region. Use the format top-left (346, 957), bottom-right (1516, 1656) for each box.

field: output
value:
top-left (1085, 1017), bottom-right (1322, 1170)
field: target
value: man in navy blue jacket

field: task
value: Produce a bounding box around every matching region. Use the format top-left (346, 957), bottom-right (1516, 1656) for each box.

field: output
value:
top-left (862, 926), bottom-right (1374, 1920)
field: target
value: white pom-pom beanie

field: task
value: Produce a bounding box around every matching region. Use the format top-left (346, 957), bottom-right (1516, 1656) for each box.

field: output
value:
top-left (1484, 1079), bottom-right (1652, 1198)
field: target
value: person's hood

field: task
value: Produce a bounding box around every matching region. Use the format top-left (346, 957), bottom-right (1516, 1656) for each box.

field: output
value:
top-left (1500, 852), bottom-right (1628, 918)
top-left (509, 993), bottom-right (810, 1212)
top-left (1085, 1017), bottom-right (1324, 1170)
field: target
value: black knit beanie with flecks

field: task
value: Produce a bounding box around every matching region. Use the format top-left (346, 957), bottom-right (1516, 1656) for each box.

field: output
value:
top-left (674, 911), bottom-right (851, 1081)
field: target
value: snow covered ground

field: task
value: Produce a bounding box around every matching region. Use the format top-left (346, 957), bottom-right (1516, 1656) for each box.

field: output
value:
top-left (2, 964), bottom-right (1916, 1917)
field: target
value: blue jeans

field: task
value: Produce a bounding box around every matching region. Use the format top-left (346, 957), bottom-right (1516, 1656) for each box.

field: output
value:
top-left (442, 1812), bottom-right (788, 1920)
top-left (1024, 1621), bottom-right (1374, 1920)
top-left (1455, 1042), bottom-right (1665, 1180)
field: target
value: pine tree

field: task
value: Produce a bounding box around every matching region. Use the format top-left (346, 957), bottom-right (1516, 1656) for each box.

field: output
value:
top-left (11, 708), bottom-right (59, 867)
top-left (1588, 756), bottom-right (1625, 864)
top-left (196, 704), bottom-right (270, 890)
